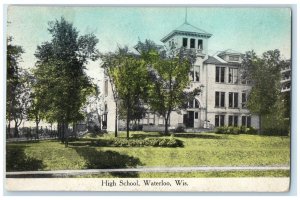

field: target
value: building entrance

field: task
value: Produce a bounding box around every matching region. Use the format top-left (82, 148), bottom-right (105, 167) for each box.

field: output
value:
top-left (183, 111), bottom-right (194, 128)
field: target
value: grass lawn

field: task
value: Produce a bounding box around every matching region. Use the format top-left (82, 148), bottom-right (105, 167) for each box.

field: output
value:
top-left (6, 132), bottom-right (290, 177)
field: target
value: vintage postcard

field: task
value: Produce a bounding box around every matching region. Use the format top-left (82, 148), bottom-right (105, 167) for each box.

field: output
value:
top-left (4, 5), bottom-right (292, 192)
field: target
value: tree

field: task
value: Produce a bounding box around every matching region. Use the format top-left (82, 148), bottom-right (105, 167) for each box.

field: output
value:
top-left (137, 40), bottom-right (201, 134)
top-left (241, 49), bottom-right (284, 133)
top-left (110, 52), bottom-right (149, 138)
top-left (100, 47), bottom-right (132, 137)
top-left (6, 37), bottom-right (28, 137)
top-left (33, 17), bottom-right (99, 146)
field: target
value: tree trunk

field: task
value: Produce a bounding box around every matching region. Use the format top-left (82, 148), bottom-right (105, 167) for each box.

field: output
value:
top-left (115, 102), bottom-right (118, 137)
top-left (126, 107), bottom-right (130, 139)
top-left (7, 121), bottom-right (11, 138)
top-left (259, 114), bottom-right (263, 135)
top-left (73, 122), bottom-right (77, 138)
top-left (64, 123), bottom-right (69, 147)
top-left (35, 120), bottom-right (39, 140)
top-left (13, 119), bottom-right (20, 138)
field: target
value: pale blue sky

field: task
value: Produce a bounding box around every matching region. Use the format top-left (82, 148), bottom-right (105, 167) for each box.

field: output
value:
top-left (7, 6), bottom-right (291, 77)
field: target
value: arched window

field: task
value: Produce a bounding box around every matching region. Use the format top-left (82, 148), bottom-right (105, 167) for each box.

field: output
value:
top-left (187, 99), bottom-right (200, 109)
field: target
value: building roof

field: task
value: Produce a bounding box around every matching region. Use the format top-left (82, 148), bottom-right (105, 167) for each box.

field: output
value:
top-left (161, 22), bottom-right (212, 42)
top-left (218, 49), bottom-right (242, 56)
top-left (203, 56), bottom-right (224, 64)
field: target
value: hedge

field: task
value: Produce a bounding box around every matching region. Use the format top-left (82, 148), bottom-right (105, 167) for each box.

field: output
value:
top-left (91, 137), bottom-right (183, 147)
top-left (215, 126), bottom-right (257, 135)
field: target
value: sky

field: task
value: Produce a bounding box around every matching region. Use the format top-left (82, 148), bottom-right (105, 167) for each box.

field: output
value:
top-left (6, 6), bottom-right (292, 81)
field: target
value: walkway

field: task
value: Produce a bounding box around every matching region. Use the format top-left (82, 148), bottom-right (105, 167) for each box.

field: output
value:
top-left (6, 165), bottom-right (290, 177)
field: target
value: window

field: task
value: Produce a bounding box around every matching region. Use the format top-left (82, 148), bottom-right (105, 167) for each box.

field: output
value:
top-left (216, 66), bottom-right (225, 83)
top-left (228, 115), bottom-right (238, 126)
top-left (188, 99), bottom-right (200, 109)
top-left (104, 80), bottom-right (108, 96)
top-left (228, 68), bottom-right (238, 84)
top-left (242, 116), bottom-right (251, 127)
top-left (198, 39), bottom-right (203, 49)
top-left (183, 38), bottom-right (188, 47)
top-left (169, 41), bottom-right (171, 47)
top-left (195, 112), bottom-right (198, 119)
top-left (229, 92), bottom-right (239, 108)
top-left (215, 115), bottom-right (225, 127)
top-left (158, 116), bottom-right (164, 125)
top-left (215, 92), bottom-right (225, 107)
top-left (148, 113), bottom-right (155, 125)
top-left (190, 38), bottom-right (195, 48)
top-left (195, 71), bottom-right (200, 82)
top-left (104, 103), bottom-right (108, 112)
top-left (229, 56), bottom-right (239, 61)
top-left (190, 70), bottom-right (194, 81)
top-left (242, 92), bottom-right (247, 108)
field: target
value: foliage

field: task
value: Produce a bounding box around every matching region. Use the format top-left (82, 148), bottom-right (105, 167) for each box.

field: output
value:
top-left (241, 49), bottom-right (288, 133)
top-left (33, 17), bottom-right (99, 146)
top-left (138, 39), bottom-right (201, 134)
top-left (91, 137), bottom-right (183, 147)
top-left (109, 49), bottom-right (149, 138)
top-left (6, 37), bottom-right (30, 137)
top-left (215, 126), bottom-right (258, 135)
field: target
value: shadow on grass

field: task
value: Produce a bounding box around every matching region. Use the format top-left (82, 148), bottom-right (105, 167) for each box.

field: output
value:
top-left (6, 145), bottom-right (45, 172)
top-left (173, 133), bottom-right (224, 139)
top-left (72, 147), bottom-right (143, 177)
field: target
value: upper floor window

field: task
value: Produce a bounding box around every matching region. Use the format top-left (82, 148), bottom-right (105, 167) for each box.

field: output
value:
top-left (104, 80), bottom-right (108, 96)
top-left (183, 38), bottom-right (188, 47)
top-left (188, 99), bottom-right (200, 109)
top-left (229, 56), bottom-right (239, 61)
top-left (216, 66), bottom-right (225, 83)
top-left (229, 92), bottom-right (239, 108)
top-left (198, 39), bottom-right (203, 50)
top-left (228, 68), bottom-right (238, 84)
top-left (242, 92), bottom-right (247, 108)
top-left (190, 66), bottom-right (200, 82)
top-left (190, 38), bottom-right (195, 48)
top-left (215, 92), bottom-right (225, 108)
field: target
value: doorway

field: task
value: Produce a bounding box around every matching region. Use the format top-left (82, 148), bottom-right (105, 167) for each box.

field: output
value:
top-left (183, 111), bottom-right (194, 128)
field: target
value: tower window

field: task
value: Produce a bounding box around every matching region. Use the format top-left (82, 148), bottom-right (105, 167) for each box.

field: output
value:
top-left (104, 80), bottom-right (108, 96)
top-left (198, 39), bottom-right (203, 49)
top-left (190, 38), bottom-right (195, 48)
top-left (183, 38), bottom-right (188, 47)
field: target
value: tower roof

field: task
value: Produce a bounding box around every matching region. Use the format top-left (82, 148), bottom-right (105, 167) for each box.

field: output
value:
top-left (161, 22), bottom-right (212, 43)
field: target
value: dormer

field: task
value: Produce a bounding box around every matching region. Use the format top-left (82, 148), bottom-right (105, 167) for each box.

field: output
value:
top-left (217, 49), bottom-right (243, 63)
top-left (160, 22), bottom-right (212, 57)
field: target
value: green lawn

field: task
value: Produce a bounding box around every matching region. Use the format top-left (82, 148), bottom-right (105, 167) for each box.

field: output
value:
top-left (6, 132), bottom-right (290, 177)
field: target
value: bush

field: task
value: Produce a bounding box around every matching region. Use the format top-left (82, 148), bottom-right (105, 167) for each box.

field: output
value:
top-left (174, 125), bottom-right (185, 133)
top-left (216, 126), bottom-right (259, 135)
top-left (92, 137), bottom-right (183, 148)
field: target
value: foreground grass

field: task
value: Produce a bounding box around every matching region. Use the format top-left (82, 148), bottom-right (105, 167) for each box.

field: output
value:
top-left (6, 132), bottom-right (290, 177)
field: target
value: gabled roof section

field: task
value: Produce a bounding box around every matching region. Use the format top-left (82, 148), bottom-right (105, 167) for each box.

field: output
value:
top-left (161, 22), bottom-right (212, 43)
top-left (204, 56), bottom-right (224, 65)
top-left (218, 49), bottom-right (242, 56)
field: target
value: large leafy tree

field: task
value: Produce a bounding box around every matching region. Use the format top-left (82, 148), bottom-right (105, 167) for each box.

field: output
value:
top-left (33, 17), bottom-right (99, 146)
top-left (241, 49), bottom-right (285, 133)
top-left (6, 37), bottom-right (29, 137)
top-left (110, 51), bottom-right (148, 138)
top-left (137, 40), bottom-right (201, 134)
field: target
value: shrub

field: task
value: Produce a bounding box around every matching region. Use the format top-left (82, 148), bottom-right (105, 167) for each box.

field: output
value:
top-left (92, 137), bottom-right (183, 148)
top-left (174, 125), bottom-right (185, 133)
